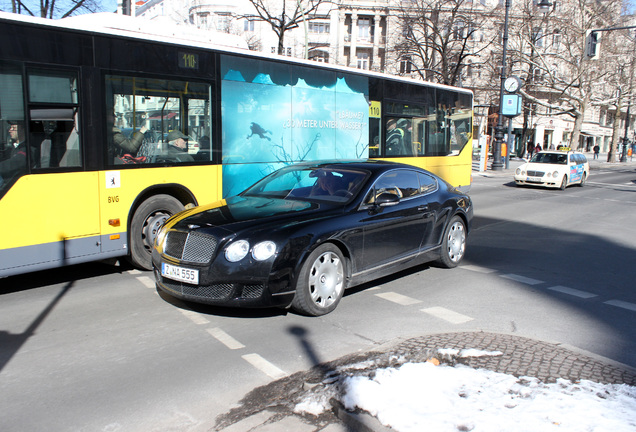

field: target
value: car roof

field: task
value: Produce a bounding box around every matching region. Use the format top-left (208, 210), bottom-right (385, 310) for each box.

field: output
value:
top-left (288, 159), bottom-right (419, 174)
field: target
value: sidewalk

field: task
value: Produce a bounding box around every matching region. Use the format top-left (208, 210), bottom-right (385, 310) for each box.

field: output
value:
top-left (213, 332), bottom-right (636, 432)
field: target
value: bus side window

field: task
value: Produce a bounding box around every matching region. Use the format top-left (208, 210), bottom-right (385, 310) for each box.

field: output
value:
top-left (27, 69), bottom-right (81, 169)
top-left (0, 63), bottom-right (27, 195)
top-left (106, 75), bottom-right (213, 166)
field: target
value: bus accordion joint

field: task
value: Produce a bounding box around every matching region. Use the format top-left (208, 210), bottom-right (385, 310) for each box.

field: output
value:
top-left (109, 218), bottom-right (121, 227)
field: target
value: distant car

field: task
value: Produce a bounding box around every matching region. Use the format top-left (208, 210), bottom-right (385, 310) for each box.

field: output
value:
top-left (152, 160), bottom-right (473, 316)
top-left (514, 150), bottom-right (589, 190)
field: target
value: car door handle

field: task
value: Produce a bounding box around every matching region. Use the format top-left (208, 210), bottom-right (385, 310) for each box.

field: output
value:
top-left (417, 205), bottom-right (434, 217)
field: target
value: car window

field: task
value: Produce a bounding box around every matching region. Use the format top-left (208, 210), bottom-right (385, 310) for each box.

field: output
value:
top-left (364, 169), bottom-right (421, 204)
top-left (242, 166), bottom-right (368, 203)
top-left (418, 172), bottom-right (437, 194)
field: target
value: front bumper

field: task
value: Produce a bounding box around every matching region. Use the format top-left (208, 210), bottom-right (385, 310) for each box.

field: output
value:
top-left (151, 231), bottom-right (296, 308)
top-left (513, 175), bottom-right (560, 188)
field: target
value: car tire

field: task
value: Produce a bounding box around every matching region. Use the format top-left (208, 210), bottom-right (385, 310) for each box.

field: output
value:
top-left (291, 243), bottom-right (345, 316)
top-left (579, 172), bottom-right (587, 187)
top-left (559, 175), bottom-right (568, 190)
top-left (437, 215), bottom-right (466, 268)
top-left (130, 194), bottom-right (184, 270)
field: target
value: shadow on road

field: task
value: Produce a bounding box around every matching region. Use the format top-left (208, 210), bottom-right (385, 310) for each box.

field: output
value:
top-left (0, 282), bottom-right (73, 372)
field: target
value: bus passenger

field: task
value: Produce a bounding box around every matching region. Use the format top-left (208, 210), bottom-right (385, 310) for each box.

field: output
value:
top-left (113, 121), bottom-right (148, 155)
top-left (386, 118), bottom-right (405, 156)
top-left (167, 130), bottom-right (193, 162)
top-left (0, 121), bottom-right (28, 186)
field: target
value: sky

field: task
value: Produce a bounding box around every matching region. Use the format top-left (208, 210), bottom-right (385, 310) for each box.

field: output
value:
top-left (295, 349), bottom-right (636, 432)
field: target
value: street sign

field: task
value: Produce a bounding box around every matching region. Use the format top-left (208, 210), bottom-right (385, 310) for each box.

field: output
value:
top-left (502, 94), bottom-right (522, 117)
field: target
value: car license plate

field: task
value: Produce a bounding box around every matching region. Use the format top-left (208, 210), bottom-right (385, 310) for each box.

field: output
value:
top-left (527, 176), bottom-right (542, 182)
top-left (161, 262), bottom-right (199, 284)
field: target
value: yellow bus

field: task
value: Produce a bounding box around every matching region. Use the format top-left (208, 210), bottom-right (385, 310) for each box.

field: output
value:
top-left (0, 12), bottom-right (473, 277)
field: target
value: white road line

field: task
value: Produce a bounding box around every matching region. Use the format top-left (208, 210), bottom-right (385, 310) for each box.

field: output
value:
top-left (501, 274), bottom-right (544, 285)
top-left (179, 309), bottom-right (210, 325)
top-left (128, 269), bottom-right (143, 275)
top-left (604, 300), bottom-right (636, 312)
top-left (375, 292), bottom-right (422, 306)
top-left (422, 306), bottom-right (474, 324)
top-left (136, 276), bottom-right (156, 289)
top-left (461, 265), bottom-right (497, 274)
top-left (547, 286), bottom-right (597, 299)
top-left (242, 353), bottom-right (286, 379)
top-left (207, 327), bottom-right (245, 349)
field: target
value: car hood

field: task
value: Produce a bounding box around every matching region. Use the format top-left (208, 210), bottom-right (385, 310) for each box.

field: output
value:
top-left (520, 162), bottom-right (563, 171)
top-left (168, 195), bottom-right (339, 235)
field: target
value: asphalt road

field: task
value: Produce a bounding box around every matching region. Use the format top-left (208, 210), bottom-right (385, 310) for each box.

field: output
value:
top-left (1, 163), bottom-right (635, 432)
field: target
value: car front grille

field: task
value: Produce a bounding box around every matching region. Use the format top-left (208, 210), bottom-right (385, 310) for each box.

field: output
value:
top-left (164, 231), bottom-right (217, 264)
top-left (527, 170), bottom-right (545, 177)
top-left (155, 270), bottom-right (264, 301)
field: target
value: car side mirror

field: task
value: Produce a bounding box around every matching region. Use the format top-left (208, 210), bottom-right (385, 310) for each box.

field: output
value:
top-left (376, 192), bottom-right (400, 207)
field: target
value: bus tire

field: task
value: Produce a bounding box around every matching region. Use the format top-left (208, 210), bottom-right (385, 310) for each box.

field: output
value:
top-left (130, 194), bottom-right (184, 270)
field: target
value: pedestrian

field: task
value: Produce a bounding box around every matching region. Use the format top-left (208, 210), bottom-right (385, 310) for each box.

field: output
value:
top-left (593, 144), bottom-right (600, 159)
top-left (527, 142), bottom-right (535, 159)
top-left (535, 143), bottom-right (542, 153)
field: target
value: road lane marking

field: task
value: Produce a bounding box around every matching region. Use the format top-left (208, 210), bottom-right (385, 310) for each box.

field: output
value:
top-left (421, 306), bottom-right (474, 324)
top-left (604, 300), bottom-right (636, 312)
top-left (501, 274), bottom-right (544, 285)
top-left (179, 309), bottom-right (210, 325)
top-left (375, 292), bottom-right (422, 306)
top-left (461, 265), bottom-right (497, 274)
top-left (242, 353), bottom-right (286, 379)
top-left (547, 286), bottom-right (597, 299)
top-left (207, 327), bottom-right (245, 349)
top-left (136, 276), bottom-right (156, 289)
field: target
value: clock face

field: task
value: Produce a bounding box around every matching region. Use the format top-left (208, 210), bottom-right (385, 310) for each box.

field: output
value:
top-left (504, 77), bottom-right (520, 93)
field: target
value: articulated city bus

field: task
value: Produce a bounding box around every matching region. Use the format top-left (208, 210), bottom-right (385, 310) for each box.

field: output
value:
top-left (0, 12), bottom-right (473, 277)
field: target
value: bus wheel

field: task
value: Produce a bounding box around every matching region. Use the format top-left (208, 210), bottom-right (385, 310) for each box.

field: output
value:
top-left (130, 194), bottom-right (184, 270)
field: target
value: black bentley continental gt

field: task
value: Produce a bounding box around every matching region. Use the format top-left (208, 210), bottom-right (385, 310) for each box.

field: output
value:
top-left (152, 160), bottom-right (473, 316)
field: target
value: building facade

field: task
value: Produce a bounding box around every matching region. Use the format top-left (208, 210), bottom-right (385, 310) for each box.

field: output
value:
top-left (122, 0), bottom-right (635, 157)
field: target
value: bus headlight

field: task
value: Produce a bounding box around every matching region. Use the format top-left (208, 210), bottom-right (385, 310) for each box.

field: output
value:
top-left (252, 241), bottom-right (276, 261)
top-left (225, 240), bottom-right (250, 262)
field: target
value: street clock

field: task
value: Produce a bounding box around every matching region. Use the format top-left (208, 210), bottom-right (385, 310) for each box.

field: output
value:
top-left (504, 76), bottom-right (521, 93)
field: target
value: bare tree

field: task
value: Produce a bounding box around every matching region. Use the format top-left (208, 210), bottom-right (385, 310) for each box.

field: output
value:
top-left (239, 0), bottom-right (333, 56)
top-left (391, 0), bottom-right (496, 87)
top-left (512, 0), bottom-right (620, 151)
top-left (8, 0), bottom-right (104, 19)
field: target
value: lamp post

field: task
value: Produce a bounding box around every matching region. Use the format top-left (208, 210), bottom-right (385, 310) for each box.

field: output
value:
top-left (492, 0), bottom-right (552, 170)
top-left (621, 98), bottom-right (631, 162)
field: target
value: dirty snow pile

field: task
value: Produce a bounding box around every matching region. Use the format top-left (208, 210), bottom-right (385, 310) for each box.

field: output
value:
top-left (295, 349), bottom-right (636, 432)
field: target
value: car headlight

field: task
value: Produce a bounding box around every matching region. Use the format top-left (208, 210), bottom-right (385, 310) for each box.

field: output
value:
top-left (252, 241), bottom-right (276, 261)
top-left (552, 170), bottom-right (559, 178)
top-left (515, 168), bottom-right (521, 175)
top-left (225, 240), bottom-right (250, 262)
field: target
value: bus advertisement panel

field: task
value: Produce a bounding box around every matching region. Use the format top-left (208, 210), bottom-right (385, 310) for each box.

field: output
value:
top-left (220, 55), bottom-right (370, 197)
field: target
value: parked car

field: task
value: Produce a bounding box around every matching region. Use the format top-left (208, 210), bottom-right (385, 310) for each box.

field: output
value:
top-left (152, 160), bottom-right (473, 316)
top-left (514, 150), bottom-right (589, 190)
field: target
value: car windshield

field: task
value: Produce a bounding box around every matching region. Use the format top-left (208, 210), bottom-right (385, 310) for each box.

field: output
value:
top-left (242, 166), bottom-right (369, 203)
top-left (530, 152), bottom-right (567, 164)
